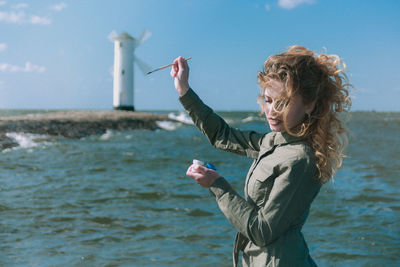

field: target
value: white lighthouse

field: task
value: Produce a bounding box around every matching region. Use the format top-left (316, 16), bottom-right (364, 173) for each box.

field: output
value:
top-left (110, 30), bottom-right (151, 111)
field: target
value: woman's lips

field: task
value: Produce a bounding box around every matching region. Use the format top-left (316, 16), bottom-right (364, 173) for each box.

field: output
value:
top-left (268, 118), bottom-right (281, 126)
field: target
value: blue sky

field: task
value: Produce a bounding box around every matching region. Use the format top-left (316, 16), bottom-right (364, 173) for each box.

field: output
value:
top-left (0, 0), bottom-right (399, 111)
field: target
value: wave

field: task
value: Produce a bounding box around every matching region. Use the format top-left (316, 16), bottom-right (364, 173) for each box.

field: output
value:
top-left (167, 112), bottom-right (194, 125)
top-left (154, 112), bottom-right (194, 131)
top-left (4, 132), bottom-right (51, 151)
top-left (241, 116), bottom-right (258, 123)
top-left (155, 121), bottom-right (182, 131)
top-left (99, 129), bottom-right (113, 141)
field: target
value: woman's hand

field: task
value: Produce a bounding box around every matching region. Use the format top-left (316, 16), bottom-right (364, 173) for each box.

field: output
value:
top-left (186, 164), bottom-right (220, 188)
top-left (170, 56), bottom-right (190, 96)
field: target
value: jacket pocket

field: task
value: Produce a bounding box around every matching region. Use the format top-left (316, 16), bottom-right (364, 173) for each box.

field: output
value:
top-left (254, 177), bottom-right (275, 206)
top-left (249, 163), bottom-right (276, 207)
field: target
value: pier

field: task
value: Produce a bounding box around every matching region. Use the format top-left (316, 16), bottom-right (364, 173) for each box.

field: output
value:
top-left (0, 110), bottom-right (178, 149)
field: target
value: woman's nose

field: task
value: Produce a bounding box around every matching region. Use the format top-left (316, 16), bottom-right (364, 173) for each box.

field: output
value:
top-left (266, 106), bottom-right (276, 117)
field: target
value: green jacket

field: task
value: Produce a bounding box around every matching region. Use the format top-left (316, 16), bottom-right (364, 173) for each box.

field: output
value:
top-left (180, 89), bottom-right (321, 267)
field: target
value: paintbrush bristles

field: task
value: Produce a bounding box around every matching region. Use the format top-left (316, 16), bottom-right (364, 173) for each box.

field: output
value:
top-left (147, 57), bottom-right (191, 75)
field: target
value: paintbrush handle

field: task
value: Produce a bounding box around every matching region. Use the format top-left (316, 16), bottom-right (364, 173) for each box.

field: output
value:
top-left (147, 57), bottom-right (191, 75)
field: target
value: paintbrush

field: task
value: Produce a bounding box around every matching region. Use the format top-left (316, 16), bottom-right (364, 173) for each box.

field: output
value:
top-left (146, 57), bottom-right (192, 75)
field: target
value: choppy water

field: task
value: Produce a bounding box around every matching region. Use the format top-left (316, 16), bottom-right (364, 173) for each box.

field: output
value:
top-left (1, 110), bottom-right (399, 266)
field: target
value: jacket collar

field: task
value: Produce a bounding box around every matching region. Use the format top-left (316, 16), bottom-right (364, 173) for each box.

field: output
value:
top-left (273, 131), bottom-right (303, 146)
top-left (260, 131), bottom-right (304, 154)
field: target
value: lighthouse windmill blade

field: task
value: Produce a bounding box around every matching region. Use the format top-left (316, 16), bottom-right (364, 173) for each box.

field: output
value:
top-left (107, 30), bottom-right (118, 42)
top-left (132, 29), bottom-right (152, 74)
top-left (134, 55), bottom-right (152, 75)
top-left (135, 28), bottom-right (152, 48)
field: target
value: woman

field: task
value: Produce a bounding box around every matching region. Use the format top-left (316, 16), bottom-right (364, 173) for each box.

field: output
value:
top-left (170, 46), bottom-right (351, 266)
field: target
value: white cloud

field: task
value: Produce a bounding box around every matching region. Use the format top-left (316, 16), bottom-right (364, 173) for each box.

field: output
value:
top-left (50, 2), bottom-right (67, 11)
top-left (0, 1), bottom-right (6, 6)
top-left (12, 3), bottom-right (28, 9)
top-left (0, 62), bottom-right (46, 73)
top-left (278, 0), bottom-right (315, 9)
top-left (265, 4), bottom-right (271, 11)
top-left (30, 15), bottom-right (51, 25)
top-left (0, 11), bottom-right (25, 24)
top-left (0, 11), bottom-right (51, 25)
top-left (0, 43), bottom-right (7, 52)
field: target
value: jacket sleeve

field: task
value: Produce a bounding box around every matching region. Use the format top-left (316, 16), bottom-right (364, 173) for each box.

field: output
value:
top-left (179, 88), bottom-right (264, 158)
top-left (209, 156), bottom-right (321, 246)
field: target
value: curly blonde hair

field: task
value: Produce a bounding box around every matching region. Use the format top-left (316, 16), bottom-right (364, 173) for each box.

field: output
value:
top-left (257, 46), bottom-right (352, 183)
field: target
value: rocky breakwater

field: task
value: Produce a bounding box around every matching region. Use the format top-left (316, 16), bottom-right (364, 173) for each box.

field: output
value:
top-left (0, 110), bottom-right (179, 149)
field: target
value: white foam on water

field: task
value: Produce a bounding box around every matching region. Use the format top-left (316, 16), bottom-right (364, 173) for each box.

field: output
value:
top-left (5, 132), bottom-right (51, 150)
top-left (242, 116), bottom-right (257, 123)
top-left (155, 121), bottom-right (182, 131)
top-left (168, 112), bottom-right (194, 125)
top-left (99, 129), bottom-right (113, 141)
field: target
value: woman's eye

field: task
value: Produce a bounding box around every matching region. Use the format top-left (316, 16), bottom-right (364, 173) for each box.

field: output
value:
top-left (264, 98), bottom-right (272, 103)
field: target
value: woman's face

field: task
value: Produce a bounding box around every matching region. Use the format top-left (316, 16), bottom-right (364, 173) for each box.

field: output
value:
top-left (263, 79), bottom-right (311, 132)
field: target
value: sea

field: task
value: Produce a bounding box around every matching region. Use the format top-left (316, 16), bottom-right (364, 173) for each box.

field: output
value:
top-left (0, 110), bottom-right (399, 267)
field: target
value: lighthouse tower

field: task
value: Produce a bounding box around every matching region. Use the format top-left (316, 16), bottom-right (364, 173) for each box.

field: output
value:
top-left (112, 32), bottom-right (135, 111)
top-left (110, 30), bottom-right (151, 111)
